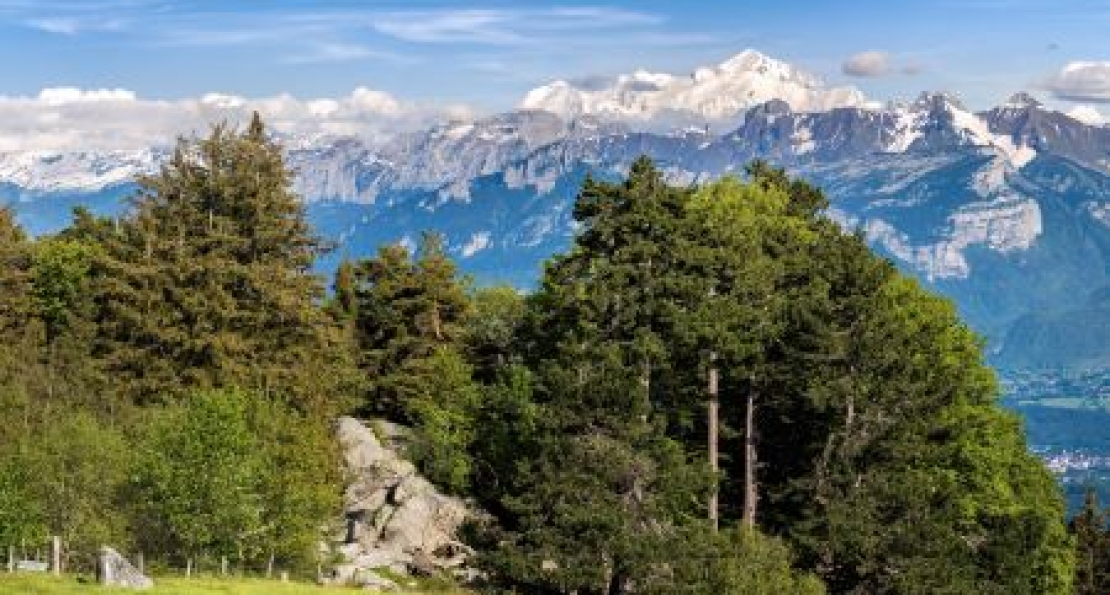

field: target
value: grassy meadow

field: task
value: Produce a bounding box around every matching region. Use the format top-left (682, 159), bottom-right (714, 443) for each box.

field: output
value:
top-left (0, 573), bottom-right (463, 594)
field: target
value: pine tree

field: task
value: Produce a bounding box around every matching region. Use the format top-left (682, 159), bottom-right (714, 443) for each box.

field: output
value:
top-left (482, 346), bottom-right (704, 595)
top-left (351, 233), bottom-right (471, 421)
top-left (0, 207), bottom-right (31, 336)
top-left (1072, 488), bottom-right (1110, 595)
top-left (91, 114), bottom-right (343, 409)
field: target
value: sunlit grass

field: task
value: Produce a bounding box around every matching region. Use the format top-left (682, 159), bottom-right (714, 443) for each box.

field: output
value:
top-left (0, 573), bottom-right (464, 594)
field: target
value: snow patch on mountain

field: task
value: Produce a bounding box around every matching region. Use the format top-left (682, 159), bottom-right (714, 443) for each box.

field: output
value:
top-left (1086, 201), bottom-right (1110, 227)
top-left (0, 149), bottom-right (160, 193)
top-left (461, 231), bottom-right (491, 257)
top-left (1069, 105), bottom-right (1107, 126)
top-left (521, 50), bottom-right (867, 126)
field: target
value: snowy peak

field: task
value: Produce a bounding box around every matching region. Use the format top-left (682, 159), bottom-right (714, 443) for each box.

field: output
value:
top-left (878, 93), bottom-right (1037, 167)
top-left (0, 148), bottom-right (162, 193)
top-left (1002, 92), bottom-right (1043, 110)
top-left (520, 49), bottom-right (867, 126)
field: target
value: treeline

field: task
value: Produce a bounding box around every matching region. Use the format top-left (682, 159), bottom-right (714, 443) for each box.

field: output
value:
top-left (0, 117), bottom-right (346, 574)
top-left (0, 115), bottom-right (1079, 594)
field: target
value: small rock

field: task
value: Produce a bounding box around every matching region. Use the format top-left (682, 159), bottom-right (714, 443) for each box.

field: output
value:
top-left (97, 547), bottom-right (153, 590)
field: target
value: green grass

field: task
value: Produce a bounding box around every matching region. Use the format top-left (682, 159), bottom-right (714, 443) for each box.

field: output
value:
top-left (0, 573), bottom-right (463, 594)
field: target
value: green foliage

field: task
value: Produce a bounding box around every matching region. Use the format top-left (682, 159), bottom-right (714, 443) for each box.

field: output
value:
top-left (30, 239), bottom-right (95, 343)
top-left (405, 346), bottom-right (482, 493)
top-left (1071, 489), bottom-right (1110, 595)
top-left (351, 233), bottom-right (471, 421)
top-left (464, 285), bottom-right (525, 381)
top-left (29, 412), bottom-right (133, 562)
top-left (0, 452), bottom-right (45, 546)
top-left (0, 207), bottom-right (31, 335)
top-left (132, 388), bottom-right (337, 569)
top-left (479, 346), bottom-right (707, 594)
top-left (134, 389), bottom-right (267, 560)
top-left (468, 365), bottom-right (540, 509)
top-left (89, 116), bottom-right (343, 410)
top-left (486, 157), bottom-right (1073, 595)
top-left (645, 527), bottom-right (825, 595)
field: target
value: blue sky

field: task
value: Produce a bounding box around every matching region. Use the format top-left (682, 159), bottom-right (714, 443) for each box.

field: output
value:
top-left (1, 0), bottom-right (1109, 152)
top-left (0, 0), bottom-right (1107, 108)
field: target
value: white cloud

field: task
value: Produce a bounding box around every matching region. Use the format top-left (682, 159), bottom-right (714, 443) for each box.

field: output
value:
top-left (842, 51), bottom-right (892, 78)
top-left (282, 43), bottom-right (402, 64)
top-left (38, 87), bottom-right (136, 105)
top-left (0, 87), bottom-right (478, 152)
top-left (1046, 61), bottom-right (1110, 102)
top-left (371, 7), bottom-right (667, 46)
top-left (24, 16), bottom-right (128, 35)
top-left (373, 10), bottom-right (522, 44)
top-left (1067, 104), bottom-right (1107, 126)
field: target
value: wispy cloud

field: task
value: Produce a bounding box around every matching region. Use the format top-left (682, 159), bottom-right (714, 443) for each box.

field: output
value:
top-left (370, 6), bottom-right (675, 46)
top-left (25, 16), bottom-right (129, 35)
top-left (373, 10), bottom-right (521, 44)
top-left (1045, 61), bottom-right (1110, 103)
top-left (281, 43), bottom-right (413, 65)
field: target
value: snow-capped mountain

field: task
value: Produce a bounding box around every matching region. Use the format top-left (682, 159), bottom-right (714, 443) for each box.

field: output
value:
top-left (3, 50), bottom-right (1110, 370)
top-left (520, 49), bottom-right (868, 126)
top-left (0, 148), bottom-right (164, 194)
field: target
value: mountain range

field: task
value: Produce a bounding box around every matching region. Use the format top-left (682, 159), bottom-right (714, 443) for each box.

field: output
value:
top-left (3, 50), bottom-right (1110, 371)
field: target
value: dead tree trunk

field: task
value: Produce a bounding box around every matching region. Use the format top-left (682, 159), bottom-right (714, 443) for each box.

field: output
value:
top-left (707, 351), bottom-right (720, 531)
top-left (743, 383), bottom-right (758, 529)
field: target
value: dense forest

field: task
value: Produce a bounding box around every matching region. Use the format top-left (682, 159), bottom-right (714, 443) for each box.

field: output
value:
top-left (0, 115), bottom-right (1087, 594)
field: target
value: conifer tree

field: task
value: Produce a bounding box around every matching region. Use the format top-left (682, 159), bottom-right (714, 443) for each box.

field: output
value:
top-left (0, 207), bottom-right (30, 336)
top-left (91, 114), bottom-right (344, 409)
top-left (351, 233), bottom-right (470, 420)
top-left (1072, 488), bottom-right (1110, 595)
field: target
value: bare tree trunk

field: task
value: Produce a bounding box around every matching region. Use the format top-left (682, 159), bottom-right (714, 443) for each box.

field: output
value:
top-left (742, 383), bottom-right (757, 529)
top-left (266, 551), bottom-right (274, 579)
top-left (707, 351), bottom-right (720, 531)
top-left (186, 557), bottom-right (192, 578)
top-left (431, 301), bottom-right (443, 342)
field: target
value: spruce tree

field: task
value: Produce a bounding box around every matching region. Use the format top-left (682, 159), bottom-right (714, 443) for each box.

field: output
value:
top-left (351, 233), bottom-right (471, 421)
top-left (1072, 488), bottom-right (1110, 595)
top-left (91, 114), bottom-right (344, 409)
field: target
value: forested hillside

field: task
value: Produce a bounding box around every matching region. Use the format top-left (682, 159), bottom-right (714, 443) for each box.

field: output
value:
top-left (0, 117), bottom-right (1083, 594)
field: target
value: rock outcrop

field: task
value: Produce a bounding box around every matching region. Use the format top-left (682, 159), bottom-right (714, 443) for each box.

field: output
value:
top-left (326, 417), bottom-right (473, 588)
top-left (97, 547), bottom-right (153, 590)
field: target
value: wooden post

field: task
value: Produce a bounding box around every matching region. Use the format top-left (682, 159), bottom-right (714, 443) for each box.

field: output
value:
top-left (266, 552), bottom-right (274, 579)
top-left (186, 557), bottom-right (192, 578)
top-left (280, 571), bottom-right (289, 583)
top-left (51, 536), bottom-right (61, 576)
top-left (221, 556), bottom-right (228, 576)
top-left (7, 545), bottom-right (13, 573)
top-left (137, 552), bottom-right (144, 575)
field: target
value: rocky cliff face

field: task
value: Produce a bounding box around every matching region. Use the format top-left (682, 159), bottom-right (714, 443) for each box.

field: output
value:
top-left (326, 417), bottom-right (474, 589)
